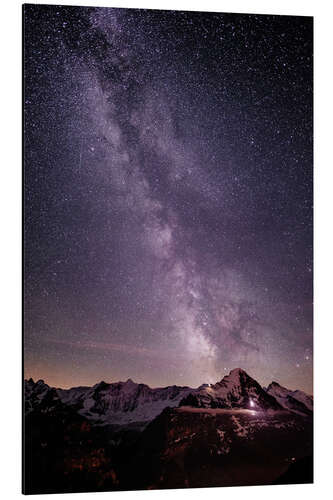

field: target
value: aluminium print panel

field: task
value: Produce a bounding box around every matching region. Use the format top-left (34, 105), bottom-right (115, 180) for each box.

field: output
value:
top-left (23, 4), bottom-right (313, 494)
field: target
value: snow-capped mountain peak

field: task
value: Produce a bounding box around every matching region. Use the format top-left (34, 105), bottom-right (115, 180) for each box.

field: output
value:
top-left (179, 368), bottom-right (283, 411)
top-left (227, 367), bottom-right (246, 377)
top-left (266, 381), bottom-right (313, 415)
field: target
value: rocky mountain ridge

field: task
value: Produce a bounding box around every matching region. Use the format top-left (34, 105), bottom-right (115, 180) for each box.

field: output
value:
top-left (24, 368), bottom-right (313, 425)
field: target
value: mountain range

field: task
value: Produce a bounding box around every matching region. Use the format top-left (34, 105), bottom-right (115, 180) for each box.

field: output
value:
top-left (24, 368), bottom-right (313, 426)
top-left (24, 368), bottom-right (313, 493)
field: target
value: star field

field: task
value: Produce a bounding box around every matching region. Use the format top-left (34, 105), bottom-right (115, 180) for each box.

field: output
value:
top-left (23, 5), bottom-right (313, 392)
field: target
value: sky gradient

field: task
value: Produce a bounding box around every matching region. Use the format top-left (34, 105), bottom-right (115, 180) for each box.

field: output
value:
top-left (23, 5), bottom-right (313, 393)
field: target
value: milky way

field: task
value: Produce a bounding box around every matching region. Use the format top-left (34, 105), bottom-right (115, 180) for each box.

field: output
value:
top-left (24, 5), bottom-right (313, 392)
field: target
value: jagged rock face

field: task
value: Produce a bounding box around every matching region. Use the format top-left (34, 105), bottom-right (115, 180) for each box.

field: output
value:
top-left (266, 381), bottom-right (313, 415)
top-left (24, 379), bottom-right (61, 414)
top-left (76, 380), bottom-right (193, 421)
top-left (180, 368), bottom-right (283, 411)
top-left (25, 378), bottom-right (193, 425)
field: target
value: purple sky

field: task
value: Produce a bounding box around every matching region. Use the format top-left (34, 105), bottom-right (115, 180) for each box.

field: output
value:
top-left (24, 5), bottom-right (313, 392)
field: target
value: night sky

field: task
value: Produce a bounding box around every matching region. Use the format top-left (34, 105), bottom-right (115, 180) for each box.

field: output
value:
top-left (23, 5), bottom-right (313, 392)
